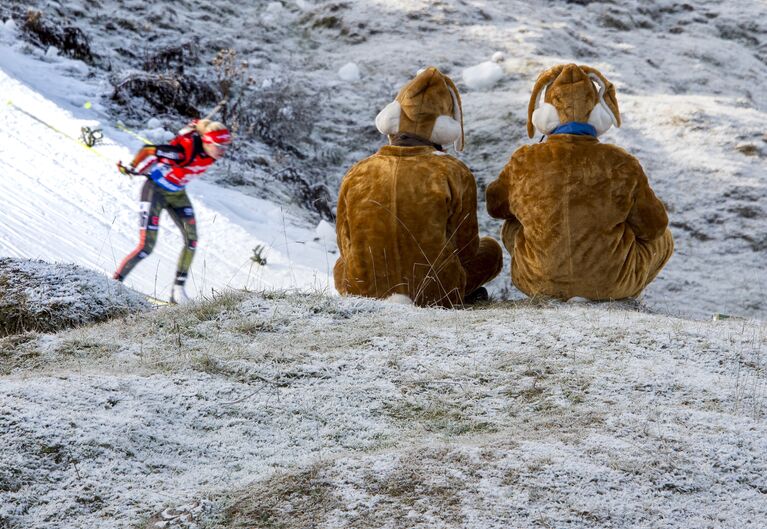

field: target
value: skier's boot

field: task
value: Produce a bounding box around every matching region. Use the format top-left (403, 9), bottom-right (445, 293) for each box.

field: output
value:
top-left (170, 284), bottom-right (190, 304)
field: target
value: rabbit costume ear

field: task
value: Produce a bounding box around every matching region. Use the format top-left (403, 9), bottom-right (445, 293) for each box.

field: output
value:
top-left (526, 65), bottom-right (565, 138)
top-left (438, 74), bottom-right (464, 151)
top-left (579, 65), bottom-right (621, 128)
top-left (375, 67), bottom-right (465, 151)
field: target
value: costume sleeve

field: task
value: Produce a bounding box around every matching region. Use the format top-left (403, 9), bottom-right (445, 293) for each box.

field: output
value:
top-left (335, 172), bottom-right (351, 258)
top-left (447, 162), bottom-right (480, 267)
top-left (626, 158), bottom-right (669, 242)
top-left (486, 151), bottom-right (522, 223)
top-left (486, 174), bottom-right (514, 219)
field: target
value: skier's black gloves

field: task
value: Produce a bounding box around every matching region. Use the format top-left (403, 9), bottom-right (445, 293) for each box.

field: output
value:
top-left (117, 161), bottom-right (133, 176)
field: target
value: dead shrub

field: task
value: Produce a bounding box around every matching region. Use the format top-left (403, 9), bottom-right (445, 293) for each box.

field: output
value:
top-left (21, 9), bottom-right (95, 64)
top-left (599, 12), bottom-right (634, 31)
top-left (212, 49), bottom-right (316, 154)
top-left (299, 2), bottom-right (368, 44)
top-left (250, 80), bottom-right (317, 154)
top-left (274, 167), bottom-right (335, 221)
top-left (111, 72), bottom-right (216, 118)
top-left (142, 42), bottom-right (199, 73)
top-left (212, 48), bottom-right (255, 138)
top-left (222, 464), bottom-right (338, 529)
top-left (0, 292), bottom-right (34, 337)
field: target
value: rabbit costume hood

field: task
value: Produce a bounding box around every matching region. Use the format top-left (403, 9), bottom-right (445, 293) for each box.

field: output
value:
top-left (528, 63), bottom-right (621, 138)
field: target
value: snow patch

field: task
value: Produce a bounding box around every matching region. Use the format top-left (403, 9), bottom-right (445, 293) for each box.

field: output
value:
top-left (462, 60), bottom-right (504, 90)
top-left (314, 219), bottom-right (337, 247)
top-left (262, 2), bottom-right (288, 25)
top-left (338, 62), bottom-right (361, 82)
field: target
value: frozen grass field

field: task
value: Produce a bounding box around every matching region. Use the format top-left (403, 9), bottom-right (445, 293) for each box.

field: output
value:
top-left (1, 292), bottom-right (766, 528)
top-left (0, 0), bottom-right (765, 527)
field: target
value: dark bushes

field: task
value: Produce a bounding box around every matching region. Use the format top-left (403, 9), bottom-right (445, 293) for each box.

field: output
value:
top-left (21, 10), bottom-right (95, 64)
top-left (249, 80), bottom-right (317, 155)
top-left (275, 168), bottom-right (335, 221)
top-left (212, 50), bottom-right (315, 153)
top-left (111, 72), bottom-right (217, 118)
top-left (112, 40), bottom-right (215, 118)
top-left (142, 43), bottom-right (200, 74)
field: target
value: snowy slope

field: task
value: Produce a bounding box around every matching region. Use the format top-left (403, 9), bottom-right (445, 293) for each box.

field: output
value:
top-left (1, 0), bottom-right (765, 317)
top-left (0, 23), bottom-right (336, 302)
top-left (1, 293), bottom-right (765, 528)
top-left (0, 3), bottom-right (766, 526)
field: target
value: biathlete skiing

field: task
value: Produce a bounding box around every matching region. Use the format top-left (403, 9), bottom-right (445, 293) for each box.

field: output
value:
top-left (113, 119), bottom-right (232, 303)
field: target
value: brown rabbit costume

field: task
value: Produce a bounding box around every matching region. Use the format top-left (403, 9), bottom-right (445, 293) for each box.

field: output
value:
top-left (486, 64), bottom-right (674, 300)
top-left (334, 67), bottom-right (502, 307)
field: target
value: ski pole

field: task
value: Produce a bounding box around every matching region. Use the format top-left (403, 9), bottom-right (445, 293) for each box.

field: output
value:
top-left (6, 99), bottom-right (110, 159)
top-left (202, 99), bottom-right (228, 121)
top-left (115, 121), bottom-right (152, 145)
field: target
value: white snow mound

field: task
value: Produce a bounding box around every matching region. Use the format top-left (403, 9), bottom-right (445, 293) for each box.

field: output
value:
top-left (0, 257), bottom-right (148, 336)
top-left (462, 60), bottom-right (504, 90)
top-left (338, 62), bottom-right (361, 82)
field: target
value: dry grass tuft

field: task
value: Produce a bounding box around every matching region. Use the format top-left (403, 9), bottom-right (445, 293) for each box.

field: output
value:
top-left (222, 463), bottom-right (338, 529)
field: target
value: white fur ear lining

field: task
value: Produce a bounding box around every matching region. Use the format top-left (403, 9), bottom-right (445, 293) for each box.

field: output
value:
top-left (587, 103), bottom-right (613, 136)
top-left (375, 100), bottom-right (401, 135)
top-left (585, 74), bottom-right (616, 136)
top-left (445, 84), bottom-right (464, 151)
top-left (531, 81), bottom-right (560, 135)
top-left (532, 102), bottom-right (560, 135)
top-left (430, 115), bottom-right (462, 146)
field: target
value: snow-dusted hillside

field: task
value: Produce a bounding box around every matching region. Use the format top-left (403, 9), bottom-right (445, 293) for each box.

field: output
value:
top-left (1, 292), bottom-right (765, 528)
top-left (1, 1), bottom-right (766, 528)
top-left (1, 0), bottom-right (765, 317)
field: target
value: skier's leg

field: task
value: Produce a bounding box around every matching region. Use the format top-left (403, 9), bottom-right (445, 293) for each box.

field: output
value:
top-left (166, 191), bottom-right (197, 289)
top-left (114, 181), bottom-right (163, 281)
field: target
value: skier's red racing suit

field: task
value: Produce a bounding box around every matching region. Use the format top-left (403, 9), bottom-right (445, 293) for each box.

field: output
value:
top-left (132, 132), bottom-right (215, 192)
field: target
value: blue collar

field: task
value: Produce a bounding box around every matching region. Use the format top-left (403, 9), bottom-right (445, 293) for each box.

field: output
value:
top-left (549, 122), bottom-right (597, 137)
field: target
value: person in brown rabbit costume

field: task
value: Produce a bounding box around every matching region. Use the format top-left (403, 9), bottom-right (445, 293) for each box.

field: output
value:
top-left (486, 64), bottom-right (674, 301)
top-left (334, 67), bottom-right (503, 307)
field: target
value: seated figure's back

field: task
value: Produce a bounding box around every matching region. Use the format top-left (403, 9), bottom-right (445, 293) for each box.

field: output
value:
top-left (487, 63), bottom-right (674, 301)
top-left (338, 146), bottom-right (478, 305)
top-left (501, 136), bottom-right (668, 299)
top-left (335, 67), bottom-right (503, 307)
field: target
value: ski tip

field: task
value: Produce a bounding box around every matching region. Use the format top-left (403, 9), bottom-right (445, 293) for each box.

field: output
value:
top-left (712, 313), bottom-right (742, 321)
top-left (145, 295), bottom-right (171, 307)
